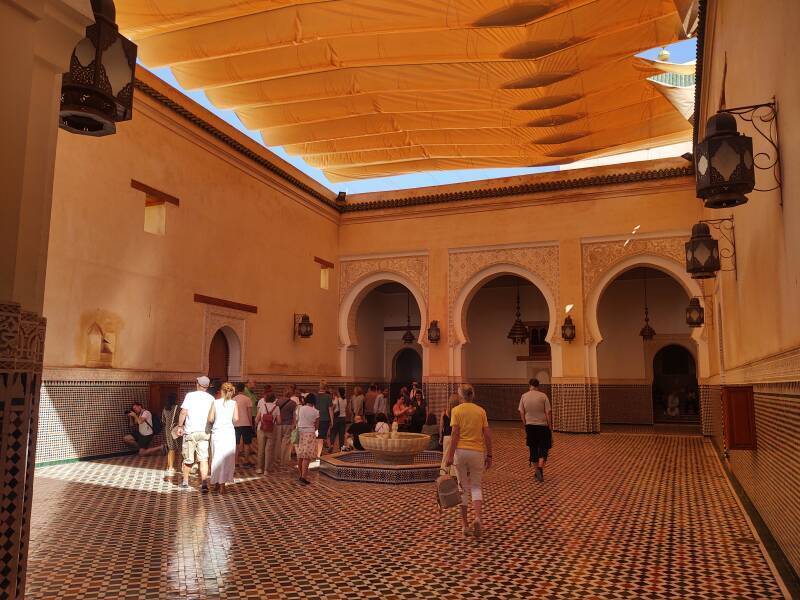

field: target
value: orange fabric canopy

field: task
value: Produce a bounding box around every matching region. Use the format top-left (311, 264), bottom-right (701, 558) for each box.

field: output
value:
top-left (120, 0), bottom-right (693, 181)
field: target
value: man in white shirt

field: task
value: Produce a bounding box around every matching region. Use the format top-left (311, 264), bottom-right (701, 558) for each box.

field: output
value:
top-left (518, 378), bottom-right (553, 482)
top-left (176, 376), bottom-right (215, 492)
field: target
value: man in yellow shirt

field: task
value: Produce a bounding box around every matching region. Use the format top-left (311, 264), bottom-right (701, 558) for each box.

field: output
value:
top-left (445, 384), bottom-right (492, 539)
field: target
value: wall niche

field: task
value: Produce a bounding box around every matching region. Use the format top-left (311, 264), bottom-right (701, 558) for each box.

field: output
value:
top-left (86, 322), bottom-right (115, 368)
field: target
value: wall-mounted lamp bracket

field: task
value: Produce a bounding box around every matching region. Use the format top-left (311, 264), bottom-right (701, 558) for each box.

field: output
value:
top-left (720, 100), bottom-right (782, 202)
top-left (701, 216), bottom-right (737, 278)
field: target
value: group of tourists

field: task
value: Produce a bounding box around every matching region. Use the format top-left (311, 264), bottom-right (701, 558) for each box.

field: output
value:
top-left (125, 375), bottom-right (554, 539)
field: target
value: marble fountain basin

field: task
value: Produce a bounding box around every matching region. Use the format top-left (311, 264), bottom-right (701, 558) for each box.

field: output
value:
top-left (358, 432), bottom-right (430, 464)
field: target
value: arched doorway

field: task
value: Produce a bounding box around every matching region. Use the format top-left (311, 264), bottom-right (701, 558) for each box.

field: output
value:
top-left (339, 272), bottom-right (428, 379)
top-left (652, 344), bottom-right (699, 423)
top-left (392, 347), bottom-right (422, 399)
top-left (347, 281), bottom-right (423, 385)
top-left (595, 266), bottom-right (694, 425)
top-left (208, 329), bottom-right (229, 384)
top-left (462, 273), bottom-right (551, 420)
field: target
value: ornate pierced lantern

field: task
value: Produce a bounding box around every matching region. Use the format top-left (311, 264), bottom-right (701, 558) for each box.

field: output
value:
top-left (507, 287), bottom-right (529, 345)
top-left (427, 320), bottom-right (441, 344)
top-left (685, 222), bottom-right (721, 279)
top-left (294, 314), bottom-right (313, 339)
top-left (561, 315), bottom-right (576, 342)
top-left (60, 0), bottom-right (137, 137)
top-left (694, 112), bottom-right (755, 208)
top-left (686, 297), bottom-right (705, 328)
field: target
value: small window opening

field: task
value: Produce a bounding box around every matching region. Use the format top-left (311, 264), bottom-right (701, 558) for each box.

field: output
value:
top-left (144, 198), bottom-right (166, 235)
top-left (320, 267), bottom-right (331, 290)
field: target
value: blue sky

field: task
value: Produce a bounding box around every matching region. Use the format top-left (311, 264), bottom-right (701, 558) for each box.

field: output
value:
top-left (147, 39), bottom-right (696, 194)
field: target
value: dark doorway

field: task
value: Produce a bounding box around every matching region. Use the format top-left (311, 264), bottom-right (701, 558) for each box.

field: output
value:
top-left (652, 344), bottom-right (699, 423)
top-left (391, 348), bottom-right (422, 400)
top-left (208, 329), bottom-right (229, 385)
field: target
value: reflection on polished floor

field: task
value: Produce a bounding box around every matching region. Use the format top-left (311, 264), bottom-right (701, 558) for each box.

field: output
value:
top-left (28, 424), bottom-right (785, 599)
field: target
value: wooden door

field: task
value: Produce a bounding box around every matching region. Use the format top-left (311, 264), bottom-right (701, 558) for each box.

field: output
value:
top-left (723, 386), bottom-right (757, 450)
top-left (208, 329), bottom-right (229, 383)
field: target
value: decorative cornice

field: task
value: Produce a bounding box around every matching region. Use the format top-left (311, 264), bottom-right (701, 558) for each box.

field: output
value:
top-left (133, 78), bottom-right (338, 211)
top-left (342, 166), bottom-right (694, 213)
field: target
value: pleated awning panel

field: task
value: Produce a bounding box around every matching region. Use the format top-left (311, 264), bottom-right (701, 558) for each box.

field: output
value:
top-left (119, 0), bottom-right (694, 181)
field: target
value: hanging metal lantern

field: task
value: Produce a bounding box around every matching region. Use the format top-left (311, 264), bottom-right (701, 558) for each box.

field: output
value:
top-left (402, 328), bottom-right (416, 345)
top-left (686, 297), bottom-right (705, 327)
top-left (561, 315), bottom-right (576, 342)
top-left (639, 310), bottom-right (656, 341)
top-left (507, 287), bottom-right (529, 345)
top-left (60, 0), bottom-right (137, 137)
top-left (694, 112), bottom-right (755, 208)
top-left (639, 271), bottom-right (656, 341)
top-left (685, 222), bottom-right (721, 279)
top-left (427, 320), bottom-right (441, 344)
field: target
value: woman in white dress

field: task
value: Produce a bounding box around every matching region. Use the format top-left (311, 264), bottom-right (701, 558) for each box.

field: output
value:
top-left (210, 382), bottom-right (238, 494)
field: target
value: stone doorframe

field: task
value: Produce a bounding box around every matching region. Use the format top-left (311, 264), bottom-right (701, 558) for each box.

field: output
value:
top-left (450, 263), bottom-right (562, 380)
top-left (584, 254), bottom-right (710, 381)
top-left (339, 271), bottom-right (429, 378)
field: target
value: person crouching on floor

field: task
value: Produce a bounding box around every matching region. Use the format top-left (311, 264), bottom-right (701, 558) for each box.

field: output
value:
top-left (124, 402), bottom-right (162, 456)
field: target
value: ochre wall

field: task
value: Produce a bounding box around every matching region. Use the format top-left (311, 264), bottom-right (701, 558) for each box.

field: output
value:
top-left (698, 0), bottom-right (800, 577)
top-left (44, 70), bottom-right (341, 379)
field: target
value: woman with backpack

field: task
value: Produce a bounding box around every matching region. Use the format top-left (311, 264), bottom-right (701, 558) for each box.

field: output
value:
top-left (162, 392), bottom-right (182, 475)
top-left (255, 392), bottom-right (281, 474)
top-left (331, 387), bottom-right (348, 451)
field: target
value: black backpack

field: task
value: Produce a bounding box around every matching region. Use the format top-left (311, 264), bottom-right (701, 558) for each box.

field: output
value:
top-left (145, 410), bottom-right (162, 435)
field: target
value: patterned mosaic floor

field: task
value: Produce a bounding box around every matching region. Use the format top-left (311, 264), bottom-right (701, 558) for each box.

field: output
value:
top-left (27, 424), bottom-right (787, 599)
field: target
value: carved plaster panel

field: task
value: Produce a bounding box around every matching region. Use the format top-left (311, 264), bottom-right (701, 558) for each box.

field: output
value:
top-left (581, 236), bottom-right (685, 300)
top-left (339, 256), bottom-right (429, 304)
top-left (0, 302), bottom-right (46, 373)
top-left (448, 245), bottom-right (560, 343)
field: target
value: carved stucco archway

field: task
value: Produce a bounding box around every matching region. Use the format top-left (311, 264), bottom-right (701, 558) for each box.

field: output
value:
top-left (584, 253), bottom-right (709, 381)
top-left (450, 263), bottom-right (562, 379)
top-left (338, 271), bottom-right (428, 378)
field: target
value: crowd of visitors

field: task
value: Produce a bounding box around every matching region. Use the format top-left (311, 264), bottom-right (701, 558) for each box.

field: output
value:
top-left (126, 375), bottom-right (553, 541)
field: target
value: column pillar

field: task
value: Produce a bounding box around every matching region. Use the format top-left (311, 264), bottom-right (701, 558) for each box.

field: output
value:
top-left (423, 247), bottom-right (450, 418)
top-left (0, 1), bottom-right (92, 597)
top-left (551, 238), bottom-right (600, 433)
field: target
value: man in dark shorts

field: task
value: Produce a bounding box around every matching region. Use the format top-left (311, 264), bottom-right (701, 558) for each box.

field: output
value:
top-left (233, 382), bottom-right (255, 466)
top-left (518, 379), bottom-right (553, 482)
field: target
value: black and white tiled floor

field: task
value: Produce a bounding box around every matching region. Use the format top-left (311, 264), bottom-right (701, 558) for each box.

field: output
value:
top-left (27, 424), bottom-right (787, 599)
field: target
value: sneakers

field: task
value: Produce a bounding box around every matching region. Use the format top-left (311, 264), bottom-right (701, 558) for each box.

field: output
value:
top-left (299, 477), bottom-right (310, 485)
top-left (200, 480), bottom-right (209, 494)
top-left (179, 481), bottom-right (189, 490)
top-left (165, 467), bottom-right (176, 476)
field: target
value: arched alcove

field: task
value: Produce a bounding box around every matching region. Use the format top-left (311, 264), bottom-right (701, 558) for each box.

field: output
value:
top-left (339, 272), bottom-right (427, 378)
top-left (450, 263), bottom-right (560, 380)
